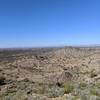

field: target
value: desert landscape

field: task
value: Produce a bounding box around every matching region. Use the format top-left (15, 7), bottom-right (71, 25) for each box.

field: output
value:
top-left (0, 47), bottom-right (100, 100)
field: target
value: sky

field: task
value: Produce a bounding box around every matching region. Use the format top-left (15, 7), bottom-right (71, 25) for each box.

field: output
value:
top-left (0, 0), bottom-right (100, 48)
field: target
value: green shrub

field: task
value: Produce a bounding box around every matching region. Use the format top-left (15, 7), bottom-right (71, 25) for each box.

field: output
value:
top-left (95, 83), bottom-right (100, 89)
top-left (90, 88), bottom-right (100, 96)
top-left (78, 82), bottom-right (87, 89)
top-left (72, 96), bottom-right (79, 100)
top-left (63, 83), bottom-right (74, 94)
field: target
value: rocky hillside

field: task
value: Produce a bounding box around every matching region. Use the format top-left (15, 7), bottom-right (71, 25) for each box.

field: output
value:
top-left (0, 47), bottom-right (100, 100)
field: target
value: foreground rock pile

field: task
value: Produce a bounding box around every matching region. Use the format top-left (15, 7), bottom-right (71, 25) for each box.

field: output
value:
top-left (0, 47), bottom-right (100, 100)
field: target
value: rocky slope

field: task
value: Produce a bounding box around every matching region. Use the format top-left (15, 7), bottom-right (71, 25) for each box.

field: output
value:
top-left (0, 47), bottom-right (100, 100)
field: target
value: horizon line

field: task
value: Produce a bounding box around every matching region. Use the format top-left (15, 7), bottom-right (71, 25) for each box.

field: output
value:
top-left (0, 44), bottom-right (100, 49)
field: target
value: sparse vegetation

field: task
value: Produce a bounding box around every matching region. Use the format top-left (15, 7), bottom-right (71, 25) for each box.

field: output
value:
top-left (90, 70), bottom-right (97, 78)
top-left (78, 82), bottom-right (87, 89)
top-left (0, 47), bottom-right (100, 100)
top-left (63, 83), bottom-right (74, 94)
top-left (90, 88), bottom-right (100, 96)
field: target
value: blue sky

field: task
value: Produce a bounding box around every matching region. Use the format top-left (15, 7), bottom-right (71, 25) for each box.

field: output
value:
top-left (0, 0), bottom-right (100, 47)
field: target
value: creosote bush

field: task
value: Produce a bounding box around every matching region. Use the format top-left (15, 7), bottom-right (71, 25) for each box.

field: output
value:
top-left (63, 83), bottom-right (74, 94)
top-left (90, 88), bottom-right (100, 96)
top-left (78, 82), bottom-right (87, 89)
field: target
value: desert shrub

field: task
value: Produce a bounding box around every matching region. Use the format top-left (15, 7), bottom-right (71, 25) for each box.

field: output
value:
top-left (5, 96), bottom-right (11, 100)
top-left (34, 85), bottom-right (46, 95)
top-left (80, 94), bottom-right (88, 100)
top-left (0, 76), bottom-right (6, 85)
top-left (63, 83), bottom-right (74, 94)
top-left (78, 82), bottom-right (87, 89)
top-left (90, 88), bottom-right (100, 96)
top-left (47, 88), bottom-right (64, 98)
top-left (95, 83), bottom-right (100, 89)
top-left (90, 70), bottom-right (97, 78)
top-left (72, 96), bottom-right (79, 100)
